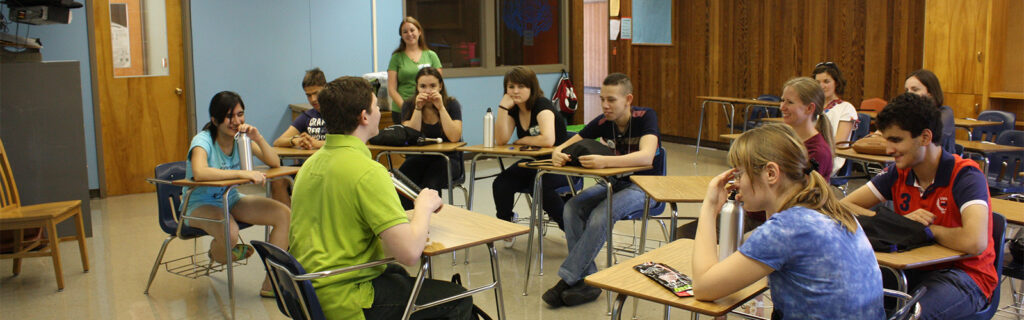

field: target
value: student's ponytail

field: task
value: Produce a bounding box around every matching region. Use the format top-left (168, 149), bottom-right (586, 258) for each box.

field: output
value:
top-left (815, 112), bottom-right (835, 154)
top-left (729, 123), bottom-right (859, 234)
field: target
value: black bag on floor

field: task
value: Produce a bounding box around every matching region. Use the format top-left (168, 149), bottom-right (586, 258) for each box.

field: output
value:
top-left (450, 273), bottom-right (493, 320)
top-left (856, 206), bottom-right (934, 252)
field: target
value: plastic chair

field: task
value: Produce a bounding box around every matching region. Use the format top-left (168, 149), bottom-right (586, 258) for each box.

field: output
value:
top-left (251, 240), bottom-right (396, 320)
top-left (1000, 228), bottom-right (1024, 317)
top-left (970, 110), bottom-right (1015, 142)
top-left (964, 212), bottom-right (1007, 320)
top-left (981, 130), bottom-right (1024, 194)
top-left (860, 98), bottom-right (887, 112)
top-left (885, 287), bottom-right (926, 320)
top-left (737, 94), bottom-right (782, 132)
top-left (831, 113), bottom-right (874, 194)
top-left (143, 161), bottom-right (254, 294)
top-left (613, 147), bottom-right (669, 261)
top-left (938, 106), bottom-right (957, 154)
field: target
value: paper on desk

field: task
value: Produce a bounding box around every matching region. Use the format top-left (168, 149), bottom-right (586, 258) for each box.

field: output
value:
top-left (610, 19), bottom-right (621, 40)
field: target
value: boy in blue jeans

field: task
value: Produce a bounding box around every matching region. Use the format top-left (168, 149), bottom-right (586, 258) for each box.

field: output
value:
top-left (545, 73), bottom-right (664, 307)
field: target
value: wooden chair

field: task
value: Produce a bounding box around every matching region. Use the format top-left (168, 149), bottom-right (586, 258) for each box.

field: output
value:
top-left (0, 138), bottom-right (89, 291)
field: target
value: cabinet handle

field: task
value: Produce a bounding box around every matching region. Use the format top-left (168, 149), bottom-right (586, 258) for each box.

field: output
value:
top-left (977, 51), bottom-right (983, 62)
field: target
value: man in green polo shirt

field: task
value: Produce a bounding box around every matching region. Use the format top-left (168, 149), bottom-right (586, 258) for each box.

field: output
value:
top-left (289, 76), bottom-right (472, 320)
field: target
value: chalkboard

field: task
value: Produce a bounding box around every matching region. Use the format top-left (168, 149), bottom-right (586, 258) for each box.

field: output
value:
top-left (631, 0), bottom-right (672, 45)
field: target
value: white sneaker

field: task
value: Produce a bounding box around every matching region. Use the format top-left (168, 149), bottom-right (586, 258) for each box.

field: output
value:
top-left (503, 236), bottom-right (516, 248)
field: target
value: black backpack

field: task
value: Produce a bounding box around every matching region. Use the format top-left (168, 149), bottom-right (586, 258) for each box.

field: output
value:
top-left (562, 139), bottom-right (615, 167)
top-left (856, 206), bottom-right (935, 252)
top-left (368, 125), bottom-right (424, 146)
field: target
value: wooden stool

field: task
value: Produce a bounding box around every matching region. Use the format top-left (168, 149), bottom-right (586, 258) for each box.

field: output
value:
top-left (0, 138), bottom-right (89, 291)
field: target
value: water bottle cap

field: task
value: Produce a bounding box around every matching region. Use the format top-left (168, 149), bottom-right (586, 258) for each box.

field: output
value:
top-left (486, 107), bottom-right (492, 113)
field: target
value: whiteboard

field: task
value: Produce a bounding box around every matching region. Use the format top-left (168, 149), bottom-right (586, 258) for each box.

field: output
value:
top-left (631, 0), bottom-right (672, 45)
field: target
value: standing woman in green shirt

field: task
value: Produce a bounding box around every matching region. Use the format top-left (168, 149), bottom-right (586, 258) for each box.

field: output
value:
top-left (387, 16), bottom-right (443, 124)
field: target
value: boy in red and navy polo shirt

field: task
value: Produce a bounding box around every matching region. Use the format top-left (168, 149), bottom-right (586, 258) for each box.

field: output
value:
top-left (843, 93), bottom-right (996, 320)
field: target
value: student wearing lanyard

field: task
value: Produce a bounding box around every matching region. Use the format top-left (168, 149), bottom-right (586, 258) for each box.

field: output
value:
top-left (544, 73), bottom-right (663, 307)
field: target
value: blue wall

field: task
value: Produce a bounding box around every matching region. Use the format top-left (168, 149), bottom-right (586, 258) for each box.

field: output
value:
top-left (2, 1), bottom-right (561, 193)
top-left (0, 4), bottom-right (99, 189)
top-left (189, 1), bottom-right (562, 147)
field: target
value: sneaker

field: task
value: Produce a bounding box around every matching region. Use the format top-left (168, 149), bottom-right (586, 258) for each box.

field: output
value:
top-left (561, 282), bottom-right (602, 306)
top-left (503, 235), bottom-right (516, 248)
top-left (542, 280), bottom-right (571, 307)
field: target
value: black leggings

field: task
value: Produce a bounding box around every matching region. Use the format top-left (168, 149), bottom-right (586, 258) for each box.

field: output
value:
top-left (398, 154), bottom-right (463, 209)
top-left (491, 160), bottom-right (570, 230)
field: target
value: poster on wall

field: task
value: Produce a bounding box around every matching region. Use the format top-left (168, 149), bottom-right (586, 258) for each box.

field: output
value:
top-left (620, 17), bottom-right (632, 40)
top-left (110, 3), bottom-right (131, 68)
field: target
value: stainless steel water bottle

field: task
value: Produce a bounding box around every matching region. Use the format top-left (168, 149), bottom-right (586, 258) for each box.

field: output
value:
top-left (235, 132), bottom-right (254, 171)
top-left (718, 190), bottom-right (744, 261)
top-left (483, 108), bottom-right (495, 147)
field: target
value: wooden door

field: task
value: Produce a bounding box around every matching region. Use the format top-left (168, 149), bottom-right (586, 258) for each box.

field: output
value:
top-left (91, 0), bottom-right (188, 195)
top-left (923, 0), bottom-right (989, 94)
top-left (945, 92), bottom-right (983, 139)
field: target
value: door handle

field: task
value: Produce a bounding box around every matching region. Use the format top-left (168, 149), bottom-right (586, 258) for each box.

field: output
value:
top-left (175, 88), bottom-right (183, 95)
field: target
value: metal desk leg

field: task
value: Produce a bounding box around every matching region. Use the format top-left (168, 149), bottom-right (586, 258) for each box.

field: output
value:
top-left (721, 102), bottom-right (736, 135)
top-left (488, 243), bottom-right (508, 320)
top-left (605, 177), bottom-right (615, 315)
top-left (222, 186), bottom-right (237, 320)
top-left (696, 100), bottom-right (710, 157)
top-left (523, 170), bottom-right (545, 295)
top-left (881, 265), bottom-right (908, 310)
top-left (467, 153), bottom-right (484, 211)
top-left (537, 171), bottom-right (546, 275)
top-left (610, 293), bottom-right (629, 320)
top-left (669, 203), bottom-right (679, 242)
top-left (630, 195), bottom-right (654, 319)
top-left (402, 256), bottom-right (432, 319)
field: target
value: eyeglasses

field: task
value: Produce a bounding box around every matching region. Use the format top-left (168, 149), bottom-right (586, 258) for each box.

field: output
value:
top-left (815, 61), bottom-right (836, 68)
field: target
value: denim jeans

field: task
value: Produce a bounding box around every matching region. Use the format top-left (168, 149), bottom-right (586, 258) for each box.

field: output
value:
top-left (363, 264), bottom-right (474, 320)
top-left (882, 268), bottom-right (988, 320)
top-left (558, 182), bottom-right (654, 285)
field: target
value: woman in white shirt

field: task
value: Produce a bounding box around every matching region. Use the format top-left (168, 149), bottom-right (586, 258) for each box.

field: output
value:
top-left (812, 62), bottom-right (857, 176)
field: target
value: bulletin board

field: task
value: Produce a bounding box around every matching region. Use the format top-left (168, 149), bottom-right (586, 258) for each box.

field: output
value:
top-left (630, 0), bottom-right (671, 45)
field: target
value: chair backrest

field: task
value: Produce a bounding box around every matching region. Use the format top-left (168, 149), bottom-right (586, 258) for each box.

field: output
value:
top-left (971, 110), bottom-right (1015, 142)
top-left (995, 130), bottom-right (1024, 147)
top-left (624, 147), bottom-right (667, 220)
top-left (853, 113), bottom-right (872, 141)
top-left (939, 106), bottom-right (957, 154)
top-left (251, 240), bottom-right (327, 320)
top-left (986, 150), bottom-right (1023, 187)
top-left (860, 98), bottom-right (887, 112)
top-left (153, 161), bottom-right (211, 238)
top-left (968, 212), bottom-right (1006, 319)
top-left (0, 139), bottom-right (20, 209)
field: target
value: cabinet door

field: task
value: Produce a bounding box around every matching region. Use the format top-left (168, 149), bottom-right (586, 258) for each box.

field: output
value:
top-left (923, 0), bottom-right (989, 94)
top-left (945, 93), bottom-right (983, 140)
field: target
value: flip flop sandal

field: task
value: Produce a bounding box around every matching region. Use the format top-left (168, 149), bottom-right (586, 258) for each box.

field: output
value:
top-left (260, 289), bottom-right (276, 298)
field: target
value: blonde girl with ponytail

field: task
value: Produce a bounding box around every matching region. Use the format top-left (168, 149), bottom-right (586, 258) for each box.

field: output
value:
top-left (779, 77), bottom-right (835, 181)
top-left (691, 123), bottom-right (883, 319)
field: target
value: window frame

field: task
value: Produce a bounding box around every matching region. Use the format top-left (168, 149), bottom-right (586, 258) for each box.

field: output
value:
top-left (403, 0), bottom-right (570, 78)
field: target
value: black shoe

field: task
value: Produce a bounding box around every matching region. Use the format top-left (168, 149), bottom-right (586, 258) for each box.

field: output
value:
top-left (561, 282), bottom-right (602, 306)
top-left (542, 280), bottom-right (571, 307)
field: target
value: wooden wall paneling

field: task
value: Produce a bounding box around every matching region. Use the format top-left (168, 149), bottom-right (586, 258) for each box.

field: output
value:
top-left (570, 0), bottom-right (584, 124)
top-left (609, 0), bottom-right (923, 143)
top-left (862, 0), bottom-right (889, 101)
top-left (923, 0), bottom-right (988, 94)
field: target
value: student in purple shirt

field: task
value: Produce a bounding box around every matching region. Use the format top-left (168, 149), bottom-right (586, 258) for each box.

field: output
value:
top-left (270, 68), bottom-right (328, 206)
